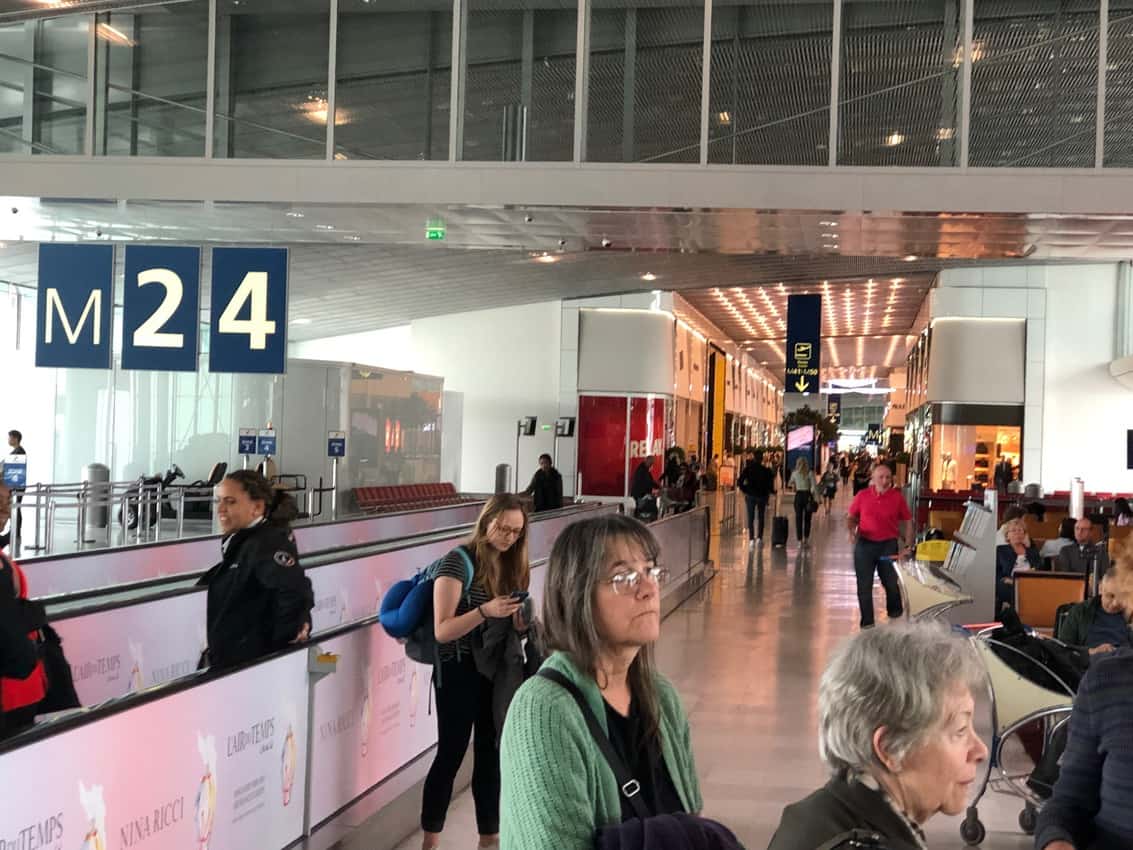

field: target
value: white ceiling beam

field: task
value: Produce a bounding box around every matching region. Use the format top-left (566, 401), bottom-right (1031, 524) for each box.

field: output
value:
top-left (4, 159), bottom-right (1133, 216)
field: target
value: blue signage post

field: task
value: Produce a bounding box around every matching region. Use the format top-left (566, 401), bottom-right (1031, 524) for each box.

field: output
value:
top-left (121, 245), bottom-right (202, 372)
top-left (785, 294), bottom-right (822, 394)
top-left (208, 247), bottom-right (289, 374)
top-left (256, 429), bottom-right (277, 456)
top-left (2, 455), bottom-right (27, 488)
top-left (327, 431), bottom-right (346, 458)
top-left (238, 429), bottom-right (258, 455)
top-left (35, 244), bottom-right (115, 369)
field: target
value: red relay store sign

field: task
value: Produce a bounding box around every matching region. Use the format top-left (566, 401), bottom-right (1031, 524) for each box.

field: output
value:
top-left (578, 395), bottom-right (666, 497)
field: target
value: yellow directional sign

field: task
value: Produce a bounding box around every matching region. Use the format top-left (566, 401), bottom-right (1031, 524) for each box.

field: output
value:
top-left (795, 376), bottom-right (810, 392)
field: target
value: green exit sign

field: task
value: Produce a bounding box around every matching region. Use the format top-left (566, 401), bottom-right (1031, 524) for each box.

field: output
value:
top-left (425, 218), bottom-right (446, 240)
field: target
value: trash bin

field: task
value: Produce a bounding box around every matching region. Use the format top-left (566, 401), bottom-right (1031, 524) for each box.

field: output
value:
top-left (495, 464), bottom-right (511, 494)
top-left (83, 463), bottom-right (111, 530)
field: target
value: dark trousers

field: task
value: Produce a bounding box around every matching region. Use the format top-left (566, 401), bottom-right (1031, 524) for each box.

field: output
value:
top-left (854, 537), bottom-right (904, 627)
top-left (793, 492), bottom-right (813, 541)
top-left (744, 495), bottom-right (768, 539)
top-left (421, 655), bottom-right (500, 835)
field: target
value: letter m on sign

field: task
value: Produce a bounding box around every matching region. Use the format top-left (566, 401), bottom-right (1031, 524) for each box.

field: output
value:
top-left (35, 244), bottom-right (114, 369)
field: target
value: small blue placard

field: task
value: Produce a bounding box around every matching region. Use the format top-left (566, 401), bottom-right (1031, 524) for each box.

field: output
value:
top-left (35, 244), bottom-right (115, 369)
top-left (122, 245), bottom-right (202, 372)
top-left (208, 247), bottom-right (288, 375)
top-left (327, 431), bottom-right (346, 458)
top-left (238, 428), bottom-right (258, 455)
top-left (257, 429), bottom-right (277, 456)
top-left (3, 455), bottom-right (27, 488)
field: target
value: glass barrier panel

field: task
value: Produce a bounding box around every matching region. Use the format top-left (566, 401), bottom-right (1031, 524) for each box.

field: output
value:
top-left (708, 1), bottom-right (832, 166)
top-left (93, 1), bottom-right (209, 157)
top-left (970, 0), bottom-right (1099, 168)
top-left (334, 0), bottom-right (452, 161)
top-left (213, 0), bottom-right (329, 159)
top-left (587, 1), bottom-right (704, 163)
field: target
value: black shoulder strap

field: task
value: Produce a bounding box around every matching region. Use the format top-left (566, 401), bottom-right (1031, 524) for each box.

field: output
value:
top-left (538, 668), bottom-right (652, 820)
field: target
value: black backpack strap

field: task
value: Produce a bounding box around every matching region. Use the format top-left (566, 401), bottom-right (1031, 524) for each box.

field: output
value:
top-left (538, 668), bottom-right (652, 820)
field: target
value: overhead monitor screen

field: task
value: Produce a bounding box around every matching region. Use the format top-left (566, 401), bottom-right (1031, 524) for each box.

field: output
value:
top-left (786, 425), bottom-right (814, 452)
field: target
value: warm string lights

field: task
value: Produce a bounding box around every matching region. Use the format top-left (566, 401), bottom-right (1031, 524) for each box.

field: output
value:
top-left (696, 277), bottom-right (924, 384)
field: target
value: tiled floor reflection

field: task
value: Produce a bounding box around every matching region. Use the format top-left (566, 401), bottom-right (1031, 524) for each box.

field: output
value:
top-left (398, 493), bottom-right (1032, 850)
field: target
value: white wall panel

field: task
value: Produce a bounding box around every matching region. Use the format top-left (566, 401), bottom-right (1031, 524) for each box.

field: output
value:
top-left (926, 318), bottom-right (1026, 404)
top-left (289, 325), bottom-right (414, 371)
top-left (577, 309), bottom-right (675, 395)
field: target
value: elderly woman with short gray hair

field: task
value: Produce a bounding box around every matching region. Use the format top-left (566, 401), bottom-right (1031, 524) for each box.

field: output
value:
top-left (768, 622), bottom-right (989, 850)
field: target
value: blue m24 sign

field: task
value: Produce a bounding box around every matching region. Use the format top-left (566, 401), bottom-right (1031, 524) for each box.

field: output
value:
top-left (121, 245), bottom-right (202, 372)
top-left (208, 248), bottom-right (289, 375)
top-left (35, 244), bottom-right (115, 369)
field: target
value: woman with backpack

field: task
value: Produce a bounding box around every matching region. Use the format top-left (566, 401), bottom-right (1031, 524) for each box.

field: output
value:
top-left (421, 494), bottom-right (530, 850)
top-left (197, 471), bottom-right (314, 670)
top-left (499, 514), bottom-right (740, 850)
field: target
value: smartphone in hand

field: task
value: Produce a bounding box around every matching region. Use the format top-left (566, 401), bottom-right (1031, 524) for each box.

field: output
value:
top-left (510, 591), bottom-right (530, 602)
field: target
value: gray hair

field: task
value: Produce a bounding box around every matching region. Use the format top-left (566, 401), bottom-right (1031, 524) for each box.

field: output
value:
top-left (817, 621), bottom-right (984, 777)
top-left (542, 513), bottom-right (663, 744)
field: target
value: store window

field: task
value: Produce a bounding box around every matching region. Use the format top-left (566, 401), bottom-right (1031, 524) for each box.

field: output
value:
top-left (931, 424), bottom-right (1021, 491)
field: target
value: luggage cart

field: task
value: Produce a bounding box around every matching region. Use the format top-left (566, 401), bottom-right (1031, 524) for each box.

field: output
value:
top-left (959, 634), bottom-right (1076, 845)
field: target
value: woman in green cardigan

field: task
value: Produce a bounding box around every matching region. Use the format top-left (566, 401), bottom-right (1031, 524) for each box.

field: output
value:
top-left (499, 513), bottom-right (702, 850)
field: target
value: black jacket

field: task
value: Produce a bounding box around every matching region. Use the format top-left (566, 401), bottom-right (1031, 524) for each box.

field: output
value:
top-left (737, 461), bottom-right (775, 501)
top-left (0, 579), bottom-right (36, 682)
top-left (767, 777), bottom-right (921, 850)
top-left (197, 522), bottom-right (314, 669)
top-left (631, 463), bottom-right (660, 501)
top-left (524, 468), bottom-right (564, 513)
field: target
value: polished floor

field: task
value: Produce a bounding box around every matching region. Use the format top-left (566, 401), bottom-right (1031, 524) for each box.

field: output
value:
top-left (397, 491), bottom-right (1034, 850)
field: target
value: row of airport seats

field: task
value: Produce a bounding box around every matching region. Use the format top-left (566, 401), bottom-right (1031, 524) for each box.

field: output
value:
top-left (352, 482), bottom-right (478, 513)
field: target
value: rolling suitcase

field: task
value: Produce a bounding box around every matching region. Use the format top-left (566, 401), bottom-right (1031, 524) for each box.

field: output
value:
top-left (771, 515), bottom-right (789, 548)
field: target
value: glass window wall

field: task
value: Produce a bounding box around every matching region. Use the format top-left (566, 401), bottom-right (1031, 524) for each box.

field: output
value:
top-left (334, 0), bottom-right (452, 161)
top-left (0, 15), bottom-right (89, 155)
top-left (93, 1), bottom-right (210, 157)
top-left (970, 0), bottom-right (1099, 168)
top-left (838, 0), bottom-right (962, 167)
top-left (587, 1), bottom-right (704, 163)
top-left (708, 1), bottom-right (832, 166)
top-left (213, 0), bottom-right (330, 159)
top-left (463, 0), bottom-right (577, 162)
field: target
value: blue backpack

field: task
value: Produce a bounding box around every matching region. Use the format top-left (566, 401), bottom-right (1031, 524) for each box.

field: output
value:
top-left (379, 547), bottom-right (474, 677)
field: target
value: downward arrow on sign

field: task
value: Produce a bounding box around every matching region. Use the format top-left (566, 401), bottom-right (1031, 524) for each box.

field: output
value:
top-left (794, 376), bottom-right (810, 392)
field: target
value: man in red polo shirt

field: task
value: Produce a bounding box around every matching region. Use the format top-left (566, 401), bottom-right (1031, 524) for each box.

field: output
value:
top-left (846, 463), bottom-right (913, 628)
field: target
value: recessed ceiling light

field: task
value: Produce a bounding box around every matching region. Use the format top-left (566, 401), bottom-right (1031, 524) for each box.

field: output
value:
top-left (289, 318), bottom-right (312, 326)
top-left (885, 132), bottom-right (905, 147)
top-left (285, 210), bottom-right (305, 218)
top-left (642, 272), bottom-right (658, 281)
top-left (534, 252), bottom-right (559, 264)
top-left (904, 255), bottom-right (918, 262)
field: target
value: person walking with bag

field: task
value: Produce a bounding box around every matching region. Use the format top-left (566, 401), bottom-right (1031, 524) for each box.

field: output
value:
top-left (421, 494), bottom-right (530, 850)
top-left (738, 449), bottom-right (775, 548)
top-left (788, 458), bottom-right (818, 547)
top-left (500, 514), bottom-right (742, 850)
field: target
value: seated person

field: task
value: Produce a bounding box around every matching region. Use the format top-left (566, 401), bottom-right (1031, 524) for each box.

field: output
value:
top-left (1056, 567), bottom-right (1132, 656)
top-left (1040, 518), bottom-right (1077, 561)
top-left (1056, 516), bottom-right (1110, 583)
top-left (768, 622), bottom-right (987, 850)
top-left (996, 519), bottom-right (1042, 613)
top-left (1035, 550), bottom-right (1133, 850)
top-left (995, 505), bottom-right (1029, 546)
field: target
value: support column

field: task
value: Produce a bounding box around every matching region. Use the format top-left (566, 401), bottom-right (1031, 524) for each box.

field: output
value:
top-left (1116, 261), bottom-right (1133, 360)
top-left (938, 0), bottom-right (959, 166)
top-left (572, 0), bottom-right (591, 162)
top-left (621, 8), bottom-right (635, 163)
top-left (827, 0), bottom-right (842, 167)
top-left (448, 0), bottom-right (468, 162)
top-left (213, 6), bottom-right (234, 158)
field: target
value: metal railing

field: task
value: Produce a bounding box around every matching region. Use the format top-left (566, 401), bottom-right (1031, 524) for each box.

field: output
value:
top-left (11, 478), bottom-right (218, 556)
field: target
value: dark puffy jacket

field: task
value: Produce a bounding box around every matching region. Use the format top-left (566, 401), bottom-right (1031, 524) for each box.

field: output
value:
top-left (198, 522), bottom-right (314, 669)
top-left (596, 813), bottom-right (746, 850)
top-left (737, 461), bottom-right (774, 501)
